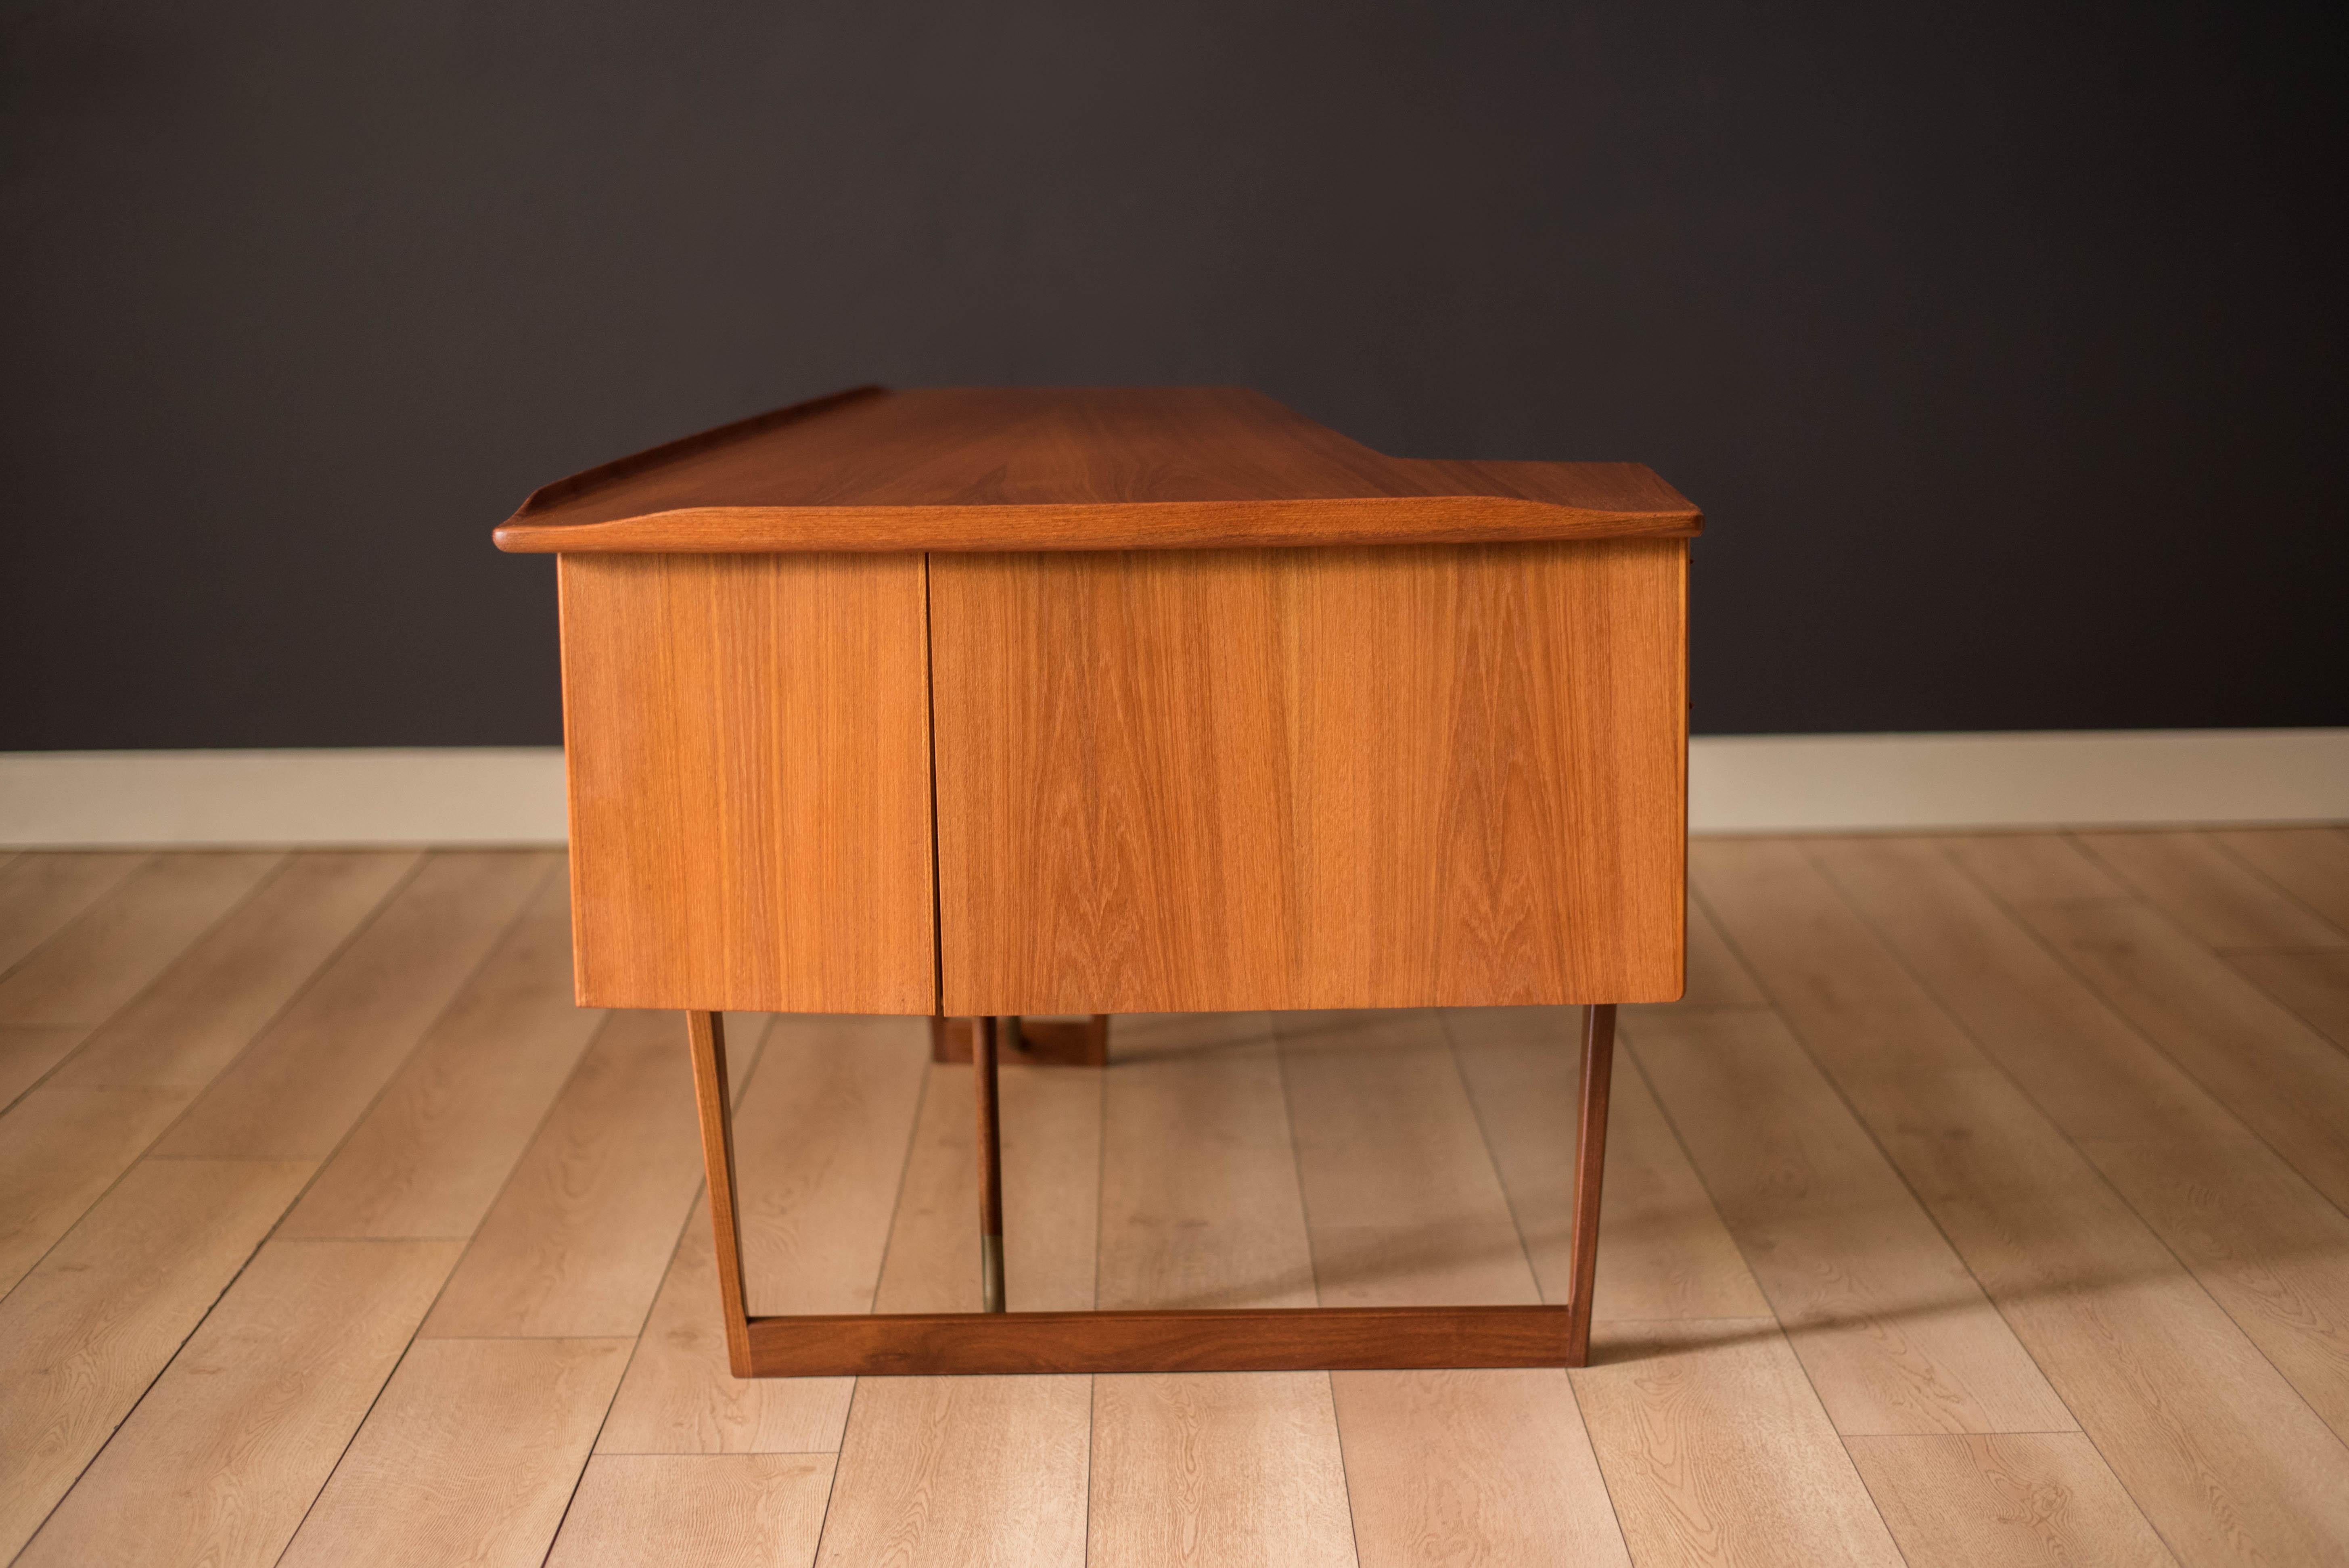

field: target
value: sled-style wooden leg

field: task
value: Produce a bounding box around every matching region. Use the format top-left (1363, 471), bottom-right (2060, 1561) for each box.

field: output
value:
top-left (687, 1004), bottom-right (1617, 1375)
top-left (685, 1010), bottom-right (753, 1377)
top-left (1565, 1001), bottom-right (1616, 1367)
top-left (975, 1016), bottom-right (1007, 1312)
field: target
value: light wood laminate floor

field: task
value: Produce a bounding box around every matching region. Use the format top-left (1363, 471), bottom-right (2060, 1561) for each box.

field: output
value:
top-left (3, 830), bottom-right (2347, 1566)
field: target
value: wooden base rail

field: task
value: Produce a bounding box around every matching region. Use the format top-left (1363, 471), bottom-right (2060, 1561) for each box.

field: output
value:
top-left (685, 1004), bottom-right (1617, 1376)
top-left (744, 1305), bottom-right (1579, 1377)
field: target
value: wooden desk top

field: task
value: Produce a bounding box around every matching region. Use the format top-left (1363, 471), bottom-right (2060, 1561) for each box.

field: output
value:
top-left (494, 386), bottom-right (1702, 554)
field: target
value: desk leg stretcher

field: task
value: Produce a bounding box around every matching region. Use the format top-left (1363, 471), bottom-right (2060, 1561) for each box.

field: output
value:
top-left (684, 1005), bottom-right (1618, 1376)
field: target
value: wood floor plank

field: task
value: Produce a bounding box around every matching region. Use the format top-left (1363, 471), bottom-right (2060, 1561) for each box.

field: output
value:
top-left (16, 1238), bottom-right (462, 1568)
top-left (2228, 948), bottom-right (2349, 1052)
top-left (276, 1336), bottom-right (631, 1568)
top-left (1695, 836), bottom-right (2349, 1566)
top-left (1278, 1010), bottom-right (1624, 1565)
top-left (1844, 1433), bottom-right (2175, 1568)
top-left (155, 852), bottom-right (554, 1160)
top-left (278, 872), bottom-right (603, 1238)
top-left (0, 854), bottom-right (420, 1286)
top-left (1091, 1372), bottom-right (1357, 1568)
top-left (2017, 895), bottom-right (2349, 1213)
top-left (422, 1008), bottom-right (762, 1339)
top-left (0, 1157), bottom-right (314, 1559)
top-left (1626, 1006), bottom-right (2074, 1435)
top-left (2075, 829), bottom-right (2346, 950)
top-left (0, 853), bottom-right (283, 1107)
top-left (598, 1013), bottom-right (928, 1455)
top-left (0, 1085), bottom-right (192, 1293)
top-left (813, 1376), bottom-right (1091, 1568)
top-left (1276, 1009), bottom-right (1537, 1308)
top-left (597, 1204), bottom-right (854, 1455)
top-left (1097, 1011), bottom-right (1315, 1311)
top-left (2214, 826), bottom-right (2349, 935)
top-left (1571, 1319), bottom-right (1905, 1567)
top-left (1817, 834), bottom-right (2349, 1440)
top-left (1072, 1012), bottom-right (1358, 1567)
top-left (733, 1014), bottom-right (931, 1317)
top-left (1446, 1005), bottom-right (1772, 1319)
top-left (1936, 833), bottom-right (2130, 902)
top-left (53, 851), bottom-right (420, 1090)
top-left (1332, 1369), bottom-right (1630, 1568)
top-left (1817, 836), bottom-right (2236, 1143)
top-left (2076, 1132), bottom-right (2349, 1442)
top-left (0, 852), bottom-right (281, 1029)
top-left (548, 1454), bottom-right (834, 1568)
top-left (0, 1027), bottom-right (84, 1109)
top-left (0, 851), bottom-right (147, 978)
top-left (872, 1060), bottom-right (1101, 1314)
top-left (1682, 895), bottom-right (1770, 1006)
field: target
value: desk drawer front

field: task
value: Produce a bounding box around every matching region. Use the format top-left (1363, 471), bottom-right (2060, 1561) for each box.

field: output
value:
top-left (558, 553), bottom-right (936, 1012)
top-left (929, 539), bottom-right (1686, 1013)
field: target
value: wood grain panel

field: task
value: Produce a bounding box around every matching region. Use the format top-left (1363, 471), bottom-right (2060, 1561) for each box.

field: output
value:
top-left (1571, 1320), bottom-right (1906, 1567)
top-left (931, 539), bottom-right (1686, 1014)
top-left (0, 1158), bottom-right (314, 1560)
top-left (548, 1454), bottom-right (834, 1568)
top-left (17, 1238), bottom-right (460, 1568)
top-left (1845, 1433), bottom-right (2176, 1568)
top-left (277, 1337), bottom-right (630, 1568)
top-left (558, 553), bottom-right (935, 1013)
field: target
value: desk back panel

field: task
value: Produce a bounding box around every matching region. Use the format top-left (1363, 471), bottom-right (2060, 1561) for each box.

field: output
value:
top-left (929, 538), bottom-right (1686, 1014)
top-left (558, 553), bottom-right (936, 1012)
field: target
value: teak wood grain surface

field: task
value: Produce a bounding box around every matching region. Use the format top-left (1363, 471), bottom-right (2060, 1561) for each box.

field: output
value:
top-left (557, 553), bottom-right (935, 1012)
top-left (931, 540), bottom-right (1687, 1013)
top-left (493, 386), bottom-right (1701, 554)
top-left (533, 387), bottom-right (1695, 1016)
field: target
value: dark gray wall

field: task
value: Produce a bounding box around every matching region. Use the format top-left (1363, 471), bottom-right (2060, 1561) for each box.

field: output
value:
top-left (3, 1), bottom-right (2341, 748)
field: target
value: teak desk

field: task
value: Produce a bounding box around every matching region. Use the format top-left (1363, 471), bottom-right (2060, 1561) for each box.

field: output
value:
top-left (496, 386), bottom-right (1700, 1376)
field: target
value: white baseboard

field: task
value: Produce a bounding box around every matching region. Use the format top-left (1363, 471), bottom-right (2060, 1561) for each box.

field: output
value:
top-left (0, 748), bottom-right (569, 847)
top-left (1, 730), bottom-right (2341, 847)
top-left (1688, 728), bottom-right (2348, 832)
